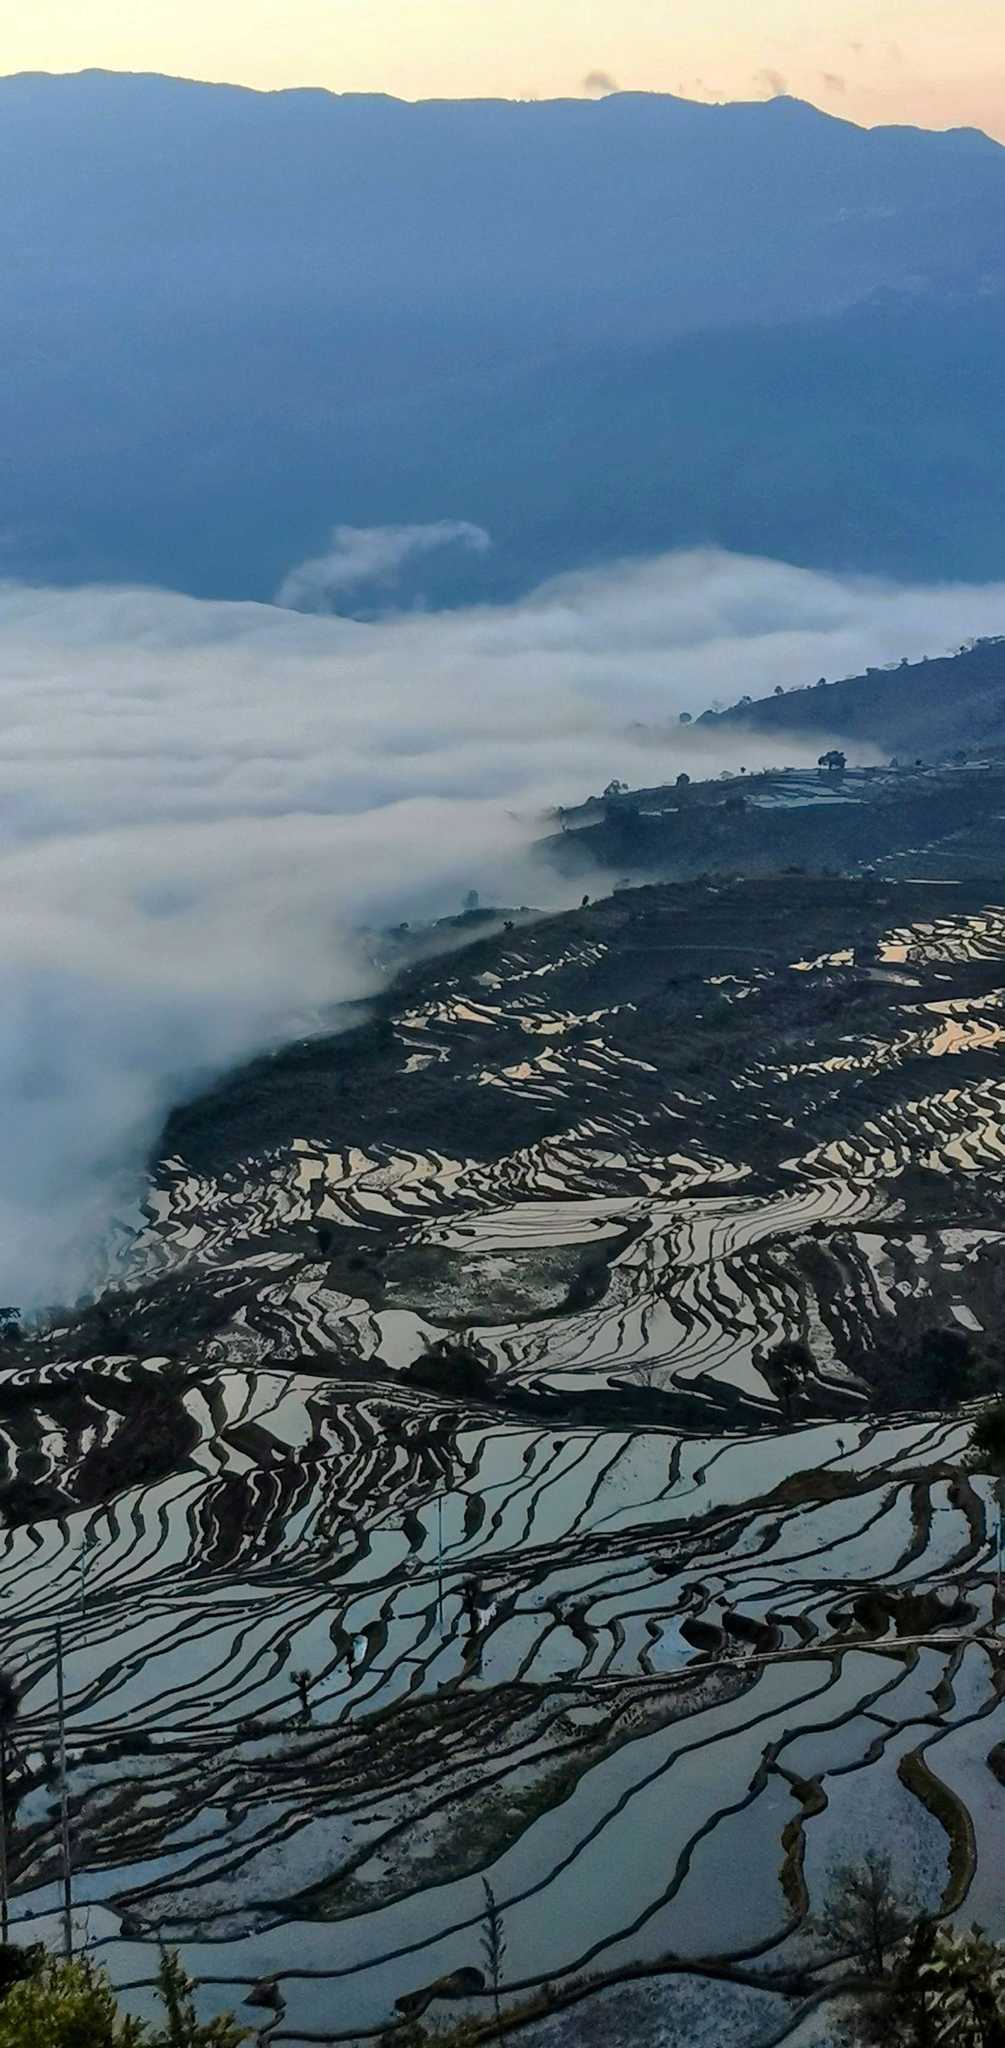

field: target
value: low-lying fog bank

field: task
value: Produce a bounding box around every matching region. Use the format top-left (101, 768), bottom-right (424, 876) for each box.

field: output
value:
top-left (2, 543), bottom-right (1004, 1302)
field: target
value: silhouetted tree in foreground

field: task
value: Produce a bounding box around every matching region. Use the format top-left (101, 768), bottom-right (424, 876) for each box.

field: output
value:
top-left (822, 1851), bottom-right (918, 1979)
top-left (822, 1853), bottom-right (1005, 2045)
top-left (151, 1950), bottom-right (245, 2047)
top-left (291, 1668), bottom-right (313, 1725)
top-left (764, 1337), bottom-right (814, 1419)
top-left (0, 1949), bottom-right (244, 2046)
top-left (480, 1881), bottom-right (507, 2028)
top-left (966, 1403), bottom-right (1005, 1597)
top-left (967, 1403), bottom-right (1005, 1474)
top-left (0, 1671), bottom-right (21, 1942)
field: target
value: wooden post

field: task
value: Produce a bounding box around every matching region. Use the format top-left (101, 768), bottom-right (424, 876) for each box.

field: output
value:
top-left (54, 1624), bottom-right (72, 1959)
top-left (0, 1728), bottom-right (8, 1943)
top-left (436, 1496), bottom-right (444, 1630)
top-left (994, 1475), bottom-right (1005, 1613)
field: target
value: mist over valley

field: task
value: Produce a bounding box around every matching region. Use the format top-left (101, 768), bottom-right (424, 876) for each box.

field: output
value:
top-left (5, 54), bottom-right (1005, 2048)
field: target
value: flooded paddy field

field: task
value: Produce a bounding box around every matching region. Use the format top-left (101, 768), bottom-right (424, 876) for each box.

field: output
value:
top-left (5, 875), bottom-right (1005, 2042)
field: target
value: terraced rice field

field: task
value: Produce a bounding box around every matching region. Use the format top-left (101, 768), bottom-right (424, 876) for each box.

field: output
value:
top-left (5, 876), bottom-right (1005, 2044)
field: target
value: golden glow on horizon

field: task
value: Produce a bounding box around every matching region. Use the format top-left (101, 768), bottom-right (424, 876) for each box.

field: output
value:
top-left (3, 0), bottom-right (1005, 141)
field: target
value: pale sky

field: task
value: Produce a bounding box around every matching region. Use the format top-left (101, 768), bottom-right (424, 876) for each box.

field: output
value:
top-left (4, 0), bottom-right (1005, 141)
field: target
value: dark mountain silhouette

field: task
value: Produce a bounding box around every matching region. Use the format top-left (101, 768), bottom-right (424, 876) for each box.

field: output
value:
top-left (3, 71), bottom-right (1005, 599)
top-left (701, 637), bottom-right (1005, 756)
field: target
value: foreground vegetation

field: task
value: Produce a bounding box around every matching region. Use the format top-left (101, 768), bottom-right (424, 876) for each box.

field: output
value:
top-left (0, 1949), bottom-right (243, 2047)
top-left (822, 1854), bottom-right (1005, 2046)
top-left (5, 1878), bottom-right (1005, 2047)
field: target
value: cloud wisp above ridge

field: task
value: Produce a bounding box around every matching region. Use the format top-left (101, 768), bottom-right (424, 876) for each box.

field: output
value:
top-left (275, 521), bottom-right (491, 613)
top-left (2, 543), bottom-right (1005, 1307)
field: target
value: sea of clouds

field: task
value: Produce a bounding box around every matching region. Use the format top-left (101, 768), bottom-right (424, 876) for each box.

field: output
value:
top-left (3, 539), bottom-right (1005, 1306)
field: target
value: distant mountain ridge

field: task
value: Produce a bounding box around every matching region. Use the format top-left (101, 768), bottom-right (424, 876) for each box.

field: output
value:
top-left (3, 72), bottom-right (1005, 599)
top-left (703, 637), bottom-right (1005, 756)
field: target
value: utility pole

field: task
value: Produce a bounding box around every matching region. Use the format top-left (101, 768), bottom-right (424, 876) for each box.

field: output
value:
top-left (995, 1475), bottom-right (1005, 1611)
top-left (0, 1725), bottom-right (8, 1943)
top-left (54, 1624), bottom-right (73, 1959)
top-left (436, 1496), bottom-right (444, 1630)
top-left (78, 1526), bottom-right (98, 1620)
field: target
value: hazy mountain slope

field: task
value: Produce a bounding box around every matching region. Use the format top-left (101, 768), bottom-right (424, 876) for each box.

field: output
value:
top-left (355, 292), bottom-right (1005, 597)
top-left (702, 636), bottom-right (1005, 756)
top-left (3, 72), bottom-right (1005, 598)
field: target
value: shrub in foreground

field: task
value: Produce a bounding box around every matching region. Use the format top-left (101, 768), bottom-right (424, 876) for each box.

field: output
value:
top-left (0, 1950), bottom-right (245, 2048)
